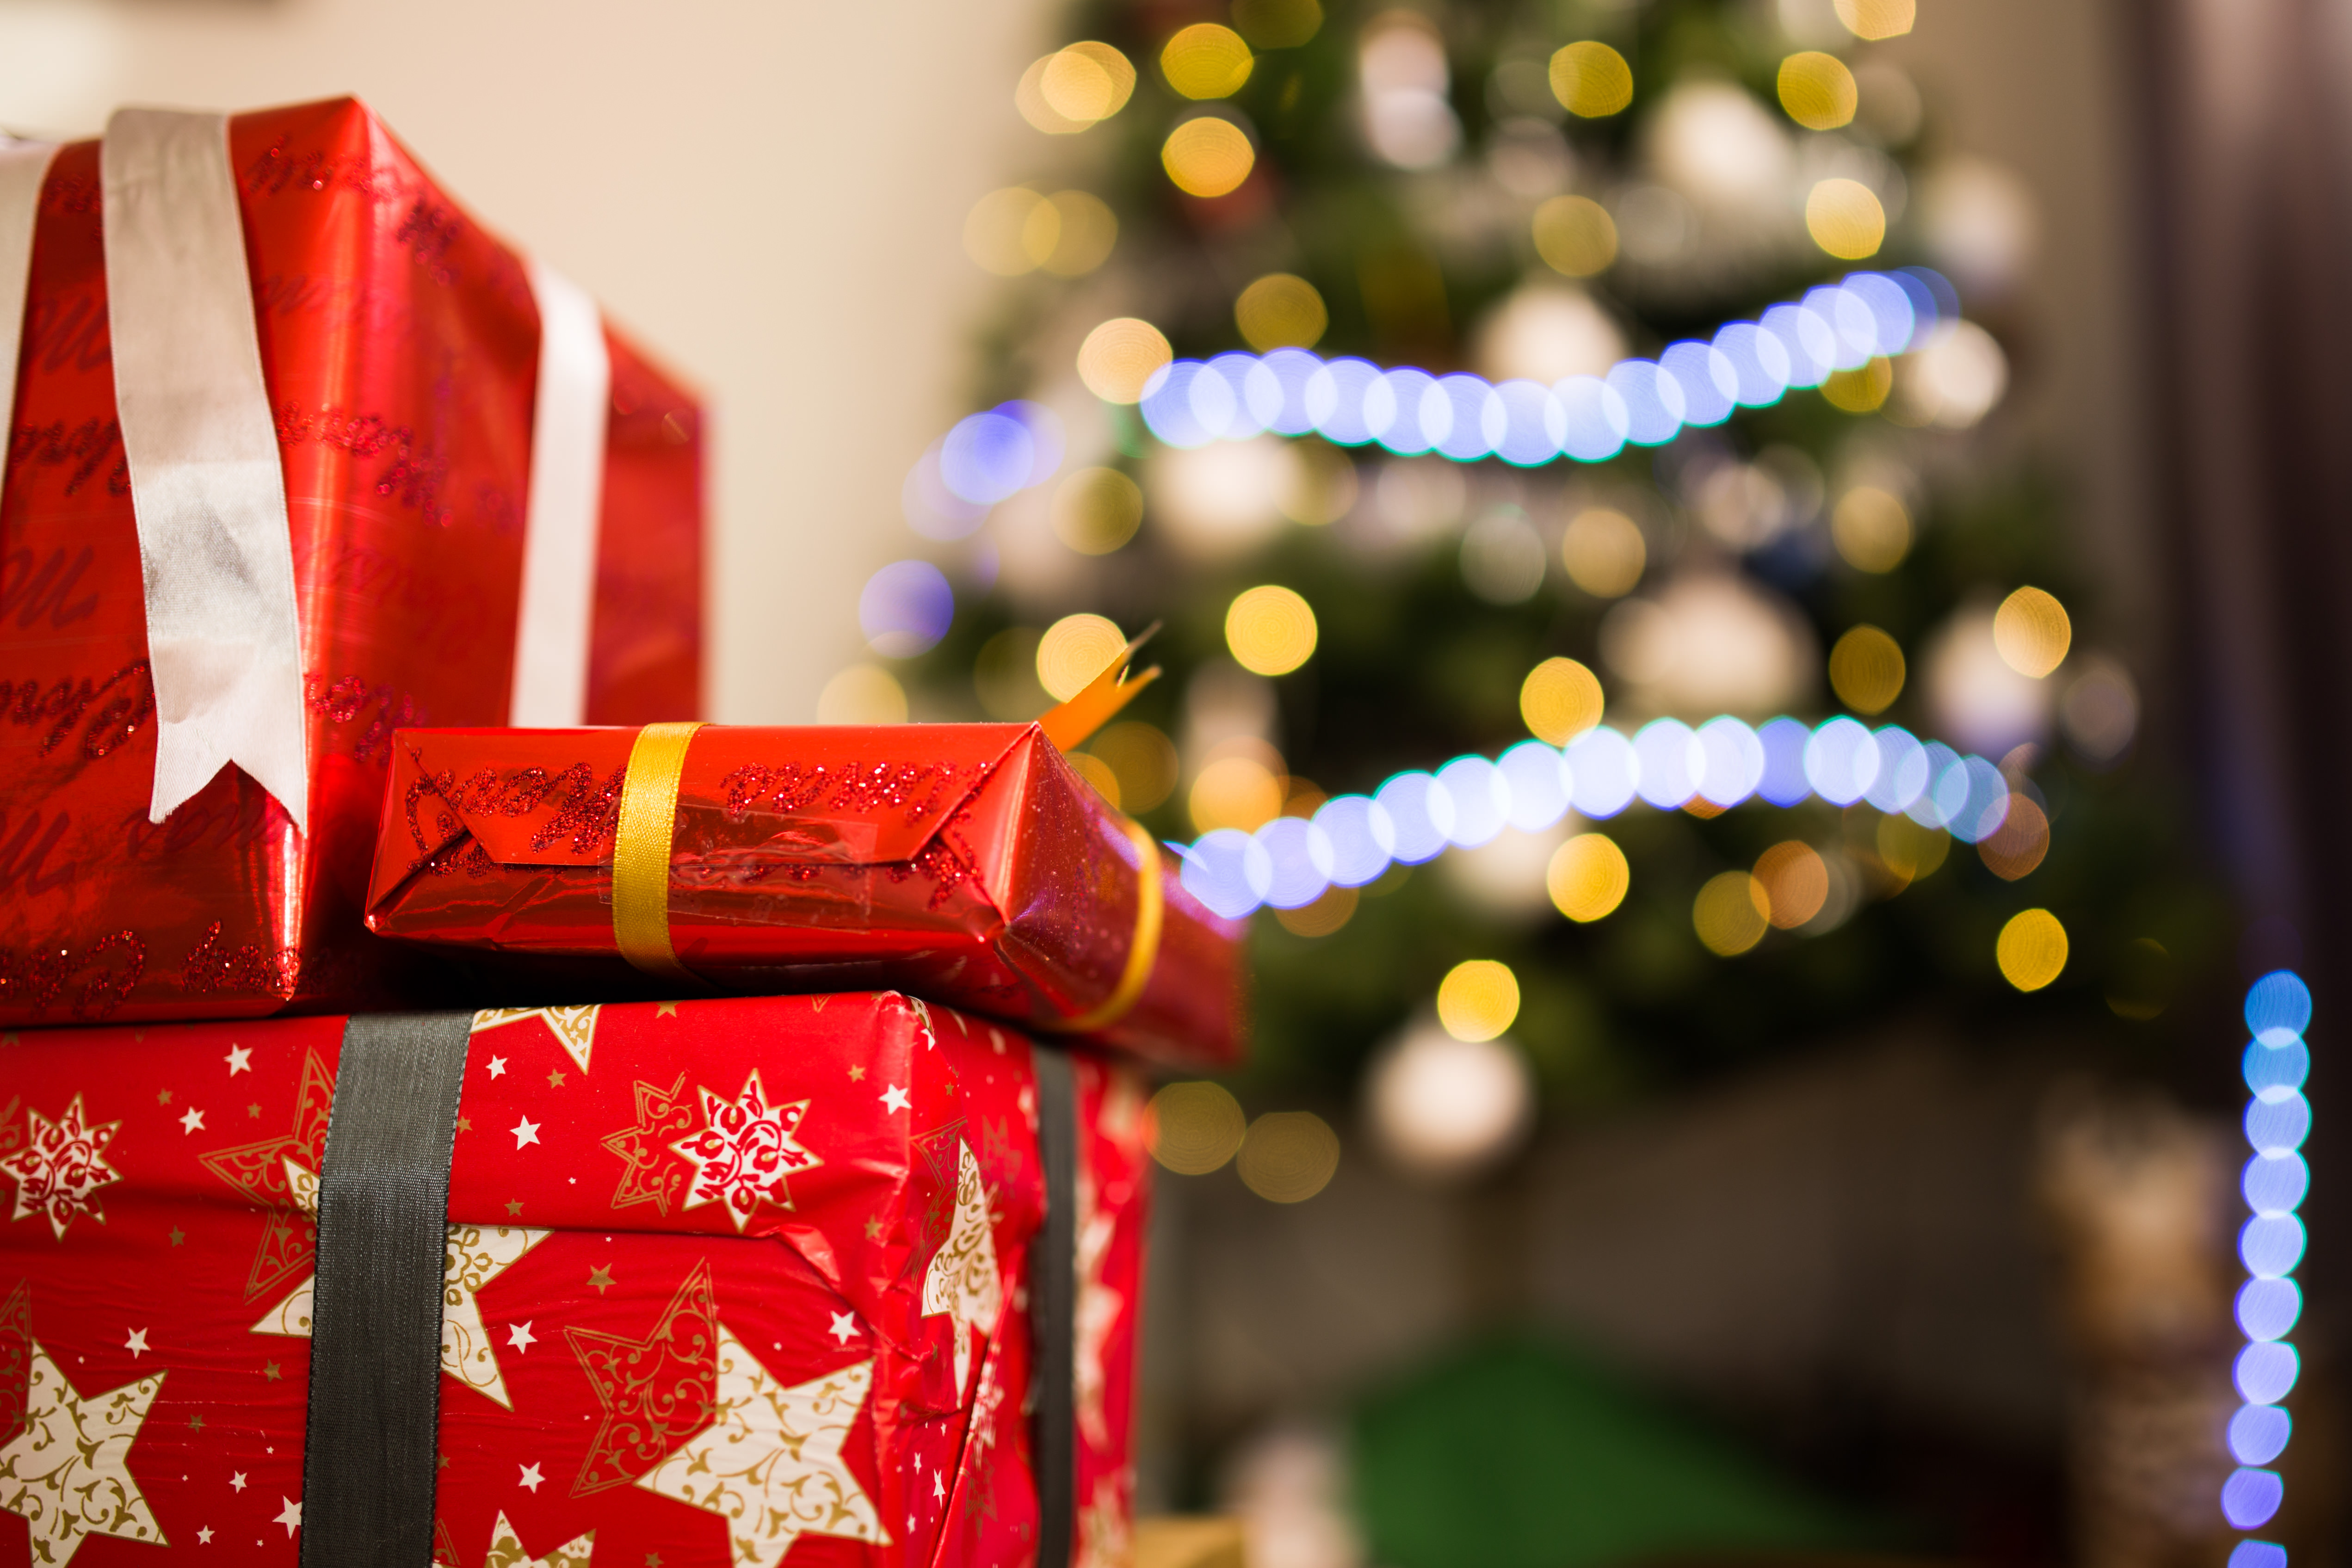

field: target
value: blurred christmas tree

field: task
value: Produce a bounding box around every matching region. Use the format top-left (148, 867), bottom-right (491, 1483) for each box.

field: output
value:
top-left (891, 0), bottom-right (2228, 1129)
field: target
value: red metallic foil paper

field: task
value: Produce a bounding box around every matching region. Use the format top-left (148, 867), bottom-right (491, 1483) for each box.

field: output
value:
top-left (0, 992), bottom-right (1148, 1566)
top-left (0, 96), bottom-right (702, 1028)
top-left (364, 724), bottom-right (1246, 1072)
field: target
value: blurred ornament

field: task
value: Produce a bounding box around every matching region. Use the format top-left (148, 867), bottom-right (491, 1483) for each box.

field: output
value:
top-left (1037, 612), bottom-right (1127, 700)
top-left (1600, 570), bottom-right (1816, 718)
top-left (816, 664), bottom-right (908, 725)
top-left (1018, 43), bottom-right (1136, 134)
top-left (1894, 321), bottom-right (2008, 428)
top-left (1460, 507), bottom-right (1548, 603)
top-left (1077, 317), bottom-right (1173, 403)
top-left (1236, 273), bottom-right (1330, 352)
top-left (1360, 12), bottom-right (1460, 170)
top-left (1532, 195), bottom-right (1619, 278)
top-left (1777, 52), bottom-right (1858, 131)
top-left (1165, 114), bottom-right (1258, 197)
top-left (2060, 655), bottom-right (2140, 767)
top-left (1925, 601), bottom-right (2051, 760)
top-left (1151, 437), bottom-right (1295, 560)
top-left (1163, 23), bottom-right (1254, 99)
top-left (1472, 282), bottom-right (1626, 384)
top-left (1487, 118), bottom-right (1574, 198)
top-left (1549, 41), bottom-right (1634, 119)
top-left (1920, 156), bottom-right (2038, 298)
top-left (1366, 1022), bottom-right (1536, 1181)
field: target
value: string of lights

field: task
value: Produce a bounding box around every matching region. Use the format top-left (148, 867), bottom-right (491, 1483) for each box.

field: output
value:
top-left (2222, 969), bottom-right (2313, 1562)
top-left (1171, 712), bottom-right (2015, 921)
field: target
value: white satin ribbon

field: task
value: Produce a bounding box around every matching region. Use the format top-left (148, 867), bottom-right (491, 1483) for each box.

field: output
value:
top-left (511, 258), bottom-right (609, 728)
top-left (103, 108), bottom-right (310, 830)
top-left (0, 140), bottom-right (61, 475)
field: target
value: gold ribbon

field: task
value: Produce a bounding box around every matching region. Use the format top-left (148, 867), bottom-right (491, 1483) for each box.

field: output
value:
top-left (1038, 815), bottom-right (1165, 1036)
top-left (612, 721), bottom-right (705, 982)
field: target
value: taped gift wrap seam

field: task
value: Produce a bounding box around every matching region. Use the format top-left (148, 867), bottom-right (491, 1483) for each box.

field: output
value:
top-left (511, 259), bottom-right (611, 728)
top-left (0, 140), bottom-right (59, 455)
top-left (103, 108), bottom-right (311, 830)
top-left (612, 720), bottom-right (706, 982)
top-left (1036, 816), bottom-right (1166, 1036)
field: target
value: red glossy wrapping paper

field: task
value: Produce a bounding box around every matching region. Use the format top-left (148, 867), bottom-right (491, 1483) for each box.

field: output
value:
top-left (0, 991), bottom-right (1151, 1566)
top-left (0, 95), bottom-right (704, 1029)
top-left (363, 724), bottom-right (1247, 1071)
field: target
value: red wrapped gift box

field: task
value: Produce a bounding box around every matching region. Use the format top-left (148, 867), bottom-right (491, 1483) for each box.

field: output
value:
top-left (0, 992), bottom-right (1148, 1566)
top-left (363, 723), bottom-right (1245, 1070)
top-left (0, 97), bottom-right (702, 1028)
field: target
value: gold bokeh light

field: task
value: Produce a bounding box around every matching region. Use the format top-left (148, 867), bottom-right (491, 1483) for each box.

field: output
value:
top-left (1236, 273), bottom-right (1329, 351)
top-left (1037, 612), bottom-right (1128, 702)
top-left (1163, 23), bottom-right (1254, 99)
top-left (1276, 883), bottom-right (1359, 938)
top-left (1754, 841), bottom-right (1829, 929)
top-left (1548, 833), bottom-right (1630, 922)
top-left (1226, 585), bottom-right (1318, 676)
top-left (1066, 750), bottom-right (1123, 807)
top-left (1978, 794), bottom-right (2050, 881)
top-left (1777, 52), bottom-right (1858, 130)
top-left (1190, 755), bottom-right (1284, 834)
top-left (1533, 196), bottom-right (1618, 278)
top-left (1694, 871), bottom-right (1770, 956)
top-left (1994, 586), bottom-right (2072, 678)
top-left (1090, 721), bottom-right (1180, 813)
top-left (1561, 507), bottom-right (1646, 597)
top-left (1076, 317), bottom-right (1173, 403)
top-left (1821, 358), bottom-right (1892, 414)
top-left (1050, 467), bottom-right (1144, 556)
top-left (1834, 0), bottom-right (1915, 41)
top-left (1163, 117), bottom-right (1257, 198)
top-left (1806, 178), bottom-right (1886, 260)
top-left (1045, 42), bottom-right (1137, 123)
top-left (1236, 1111), bottom-right (1340, 1202)
top-left (1148, 1081), bottom-right (1248, 1174)
top-left (816, 664), bottom-right (907, 725)
top-left (1997, 908), bottom-right (2068, 992)
top-left (1876, 812), bottom-right (1949, 883)
top-left (1521, 656), bottom-right (1605, 745)
top-left (1550, 41), bottom-right (1634, 117)
top-left (1828, 625), bottom-right (1905, 714)
top-left (1232, 0), bottom-right (1322, 48)
top-left (1437, 959), bottom-right (1521, 1042)
top-left (1831, 486), bottom-right (1912, 572)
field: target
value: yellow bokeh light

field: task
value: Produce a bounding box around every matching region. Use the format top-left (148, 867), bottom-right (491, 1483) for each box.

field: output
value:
top-left (974, 626), bottom-right (1050, 720)
top-left (1994, 586), bottom-right (2072, 678)
top-left (1275, 882), bottom-right (1358, 938)
top-left (815, 664), bottom-right (908, 725)
top-left (1163, 117), bottom-right (1257, 198)
top-left (1050, 467), bottom-right (1144, 556)
top-left (1997, 908), bottom-right (2068, 992)
top-left (1754, 841), bottom-right (1828, 929)
top-left (1037, 612), bottom-right (1128, 702)
top-left (1236, 1111), bottom-right (1340, 1202)
top-left (1276, 439), bottom-right (1358, 525)
top-left (1831, 486), bottom-right (1912, 572)
top-left (1148, 1081), bottom-right (1248, 1174)
top-left (1531, 195), bottom-right (1619, 278)
top-left (1777, 52), bottom-right (1858, 130)
top-left (1090, 721), bottom-right (1180, 814)
top-left (1225, 585), bottom-right (1318, 676)
top-left (1979, 795), bottom-right (2051, 881)
top-left (1821, 358), bottom-right (1893, 414)
top-left (1236, 273), bottom-right (1329, 351)
top-left (1520, 657), bottom-right (1605, 745)
top-left (1045, 42), bottom-right (1137, 123)
top-left (1232, 0), bottom-right (1322, 48)
top-left (1067, 750), bottom-right (1123, 807)
top-left (1190, 754), bottom-right (1284, 833)
top-left (1163, 23), bottom-right (1254, 99)
top-left (1076, 317), bottom-right (1173, 403)
top-left (1828, 624), bottom-right (1905, 714)
top-left (1437, 959), bottom-right (1520, 1042)
top-left (1694, 871), bottom-right (1770, 956)
top-left (1548, 833), bottom-right (1630, 922)
top-left (1806, 178), bottom-right (1886, 260)
top-left (1876, 812), bottom-right (1949, 883)
top-left (1550, 41), bottom-right (1634, 117)
top-left (1834, 0), bottom-right (1915, 41)
top-left (963, 187), bottom-right (1049, 277)
top-left (1561, 507), bottom-right (1646, 598)
top-left (1040, 191), bottom-right (1118, 277)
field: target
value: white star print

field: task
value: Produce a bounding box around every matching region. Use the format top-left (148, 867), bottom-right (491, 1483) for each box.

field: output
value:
top-left (274, 1496), bottom-right (301, 1536)
top-left (0, 1340), bottom-right (165, 1561)
top-left (179, 1107), bottom-right (204, 1134)
top-left (123, 1328), bottom-right (148, 1358)
top-left (933, 1470), bottom-right (945, 1501)
top-left (511, 1117), bottom-right (541, 1149)
top-left (486, 1056), bottom-right (508, 1079)
top-left (879, 1084), bottom-right (911, 1114)
top-left (224, 1046), bottom-right (251, 1076)
top-left (198, 1526), bottom-right (214, 1543)
top-left (828, 1311), bottom-right (858, 1344)
top-left (518, 1462), bottom-right (544, 1493)
top-left (229, 1472), bottom-right (247, 1492)
top-left (507, 1321), bottom-right (537, 1353)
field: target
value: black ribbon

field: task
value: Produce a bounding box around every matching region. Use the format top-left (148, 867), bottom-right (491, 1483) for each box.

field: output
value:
top-left (1031, 1043), bottom-right (1077, 1568)
top-left (301, 1012), bottom-right (472, 1568)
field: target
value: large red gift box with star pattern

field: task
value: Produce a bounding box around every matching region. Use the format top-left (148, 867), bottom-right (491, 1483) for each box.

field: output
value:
top-left (0, 992), bottom-right (1150, 1568)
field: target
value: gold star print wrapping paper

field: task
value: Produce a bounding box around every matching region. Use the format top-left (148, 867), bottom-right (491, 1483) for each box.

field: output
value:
top-left (0, 993), bottom-right (1153, 1567)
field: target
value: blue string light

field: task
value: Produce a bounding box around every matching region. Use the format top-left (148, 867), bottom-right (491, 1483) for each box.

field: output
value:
top-left (2223, 969), bottom-right (2313, 1560)
top-left (1170, 715), bottom-right (2015, 920)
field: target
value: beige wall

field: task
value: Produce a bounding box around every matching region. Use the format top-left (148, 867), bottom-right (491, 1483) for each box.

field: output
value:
top-left (0, 0), bottom-right (1052, 720)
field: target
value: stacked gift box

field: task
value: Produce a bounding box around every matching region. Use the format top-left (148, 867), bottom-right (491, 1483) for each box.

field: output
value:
top-left (0, 97), bottom-right (1241, 1568)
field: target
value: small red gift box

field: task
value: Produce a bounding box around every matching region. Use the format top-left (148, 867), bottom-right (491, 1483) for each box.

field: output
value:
top-left (0, 991), bottom-right (1148, 1567)
top-left (363, 722), bottom-right (1246, 1070)
top-left (0, 97), bottom-right (701, 1028)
